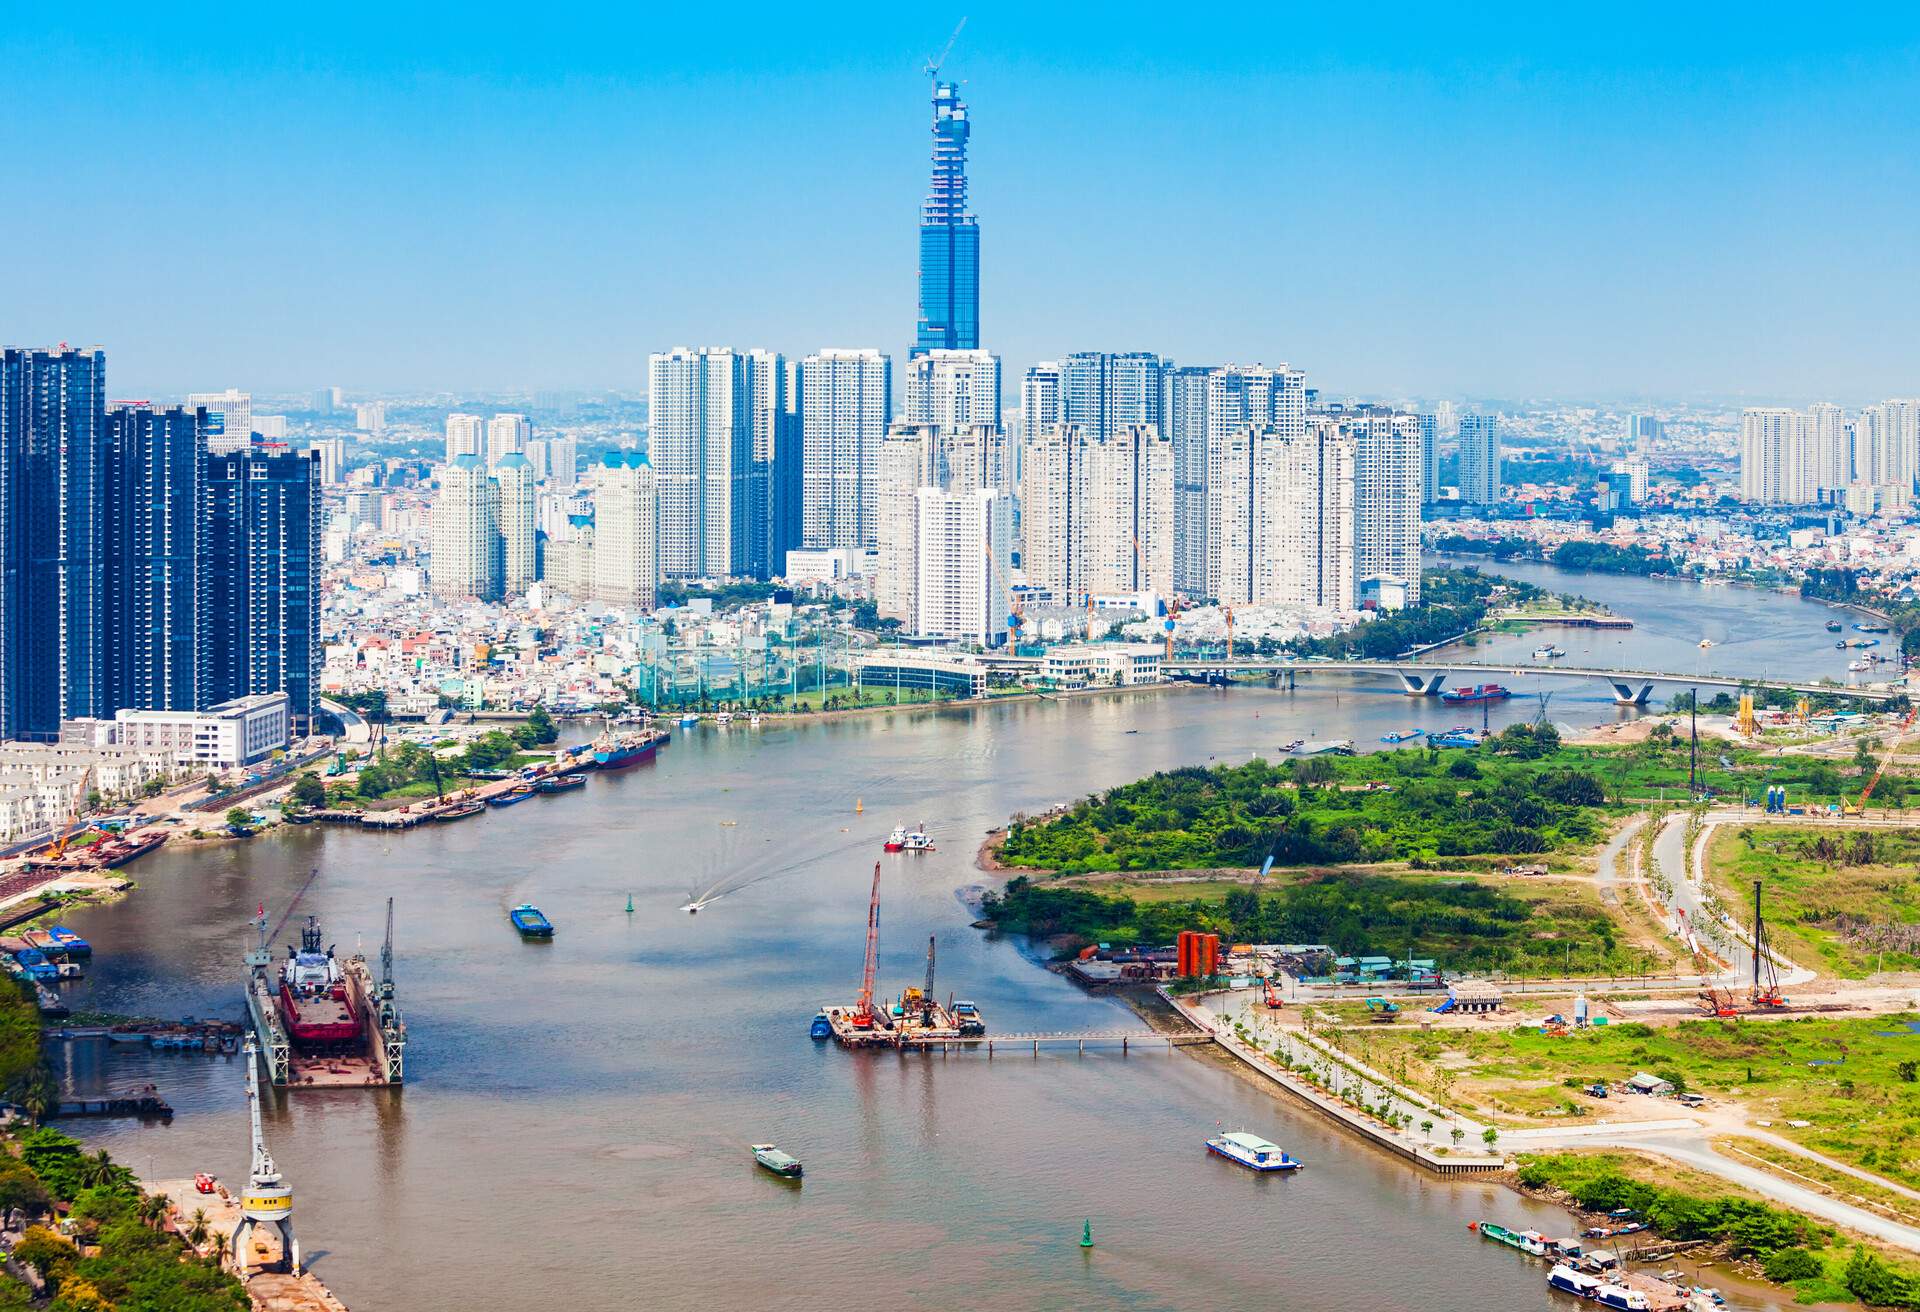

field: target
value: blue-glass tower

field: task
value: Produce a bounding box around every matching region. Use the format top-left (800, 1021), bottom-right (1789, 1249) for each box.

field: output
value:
top-left (914, 81), bottom-right (979, 356)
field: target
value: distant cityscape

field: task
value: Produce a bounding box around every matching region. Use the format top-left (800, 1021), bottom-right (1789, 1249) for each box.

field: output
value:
top-left (0, 71), bottom-right (1902, 846)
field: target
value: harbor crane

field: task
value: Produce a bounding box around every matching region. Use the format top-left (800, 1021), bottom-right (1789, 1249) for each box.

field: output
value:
top-left (920, 934), bottom-right (937, 1024)
top-left (232, 1037), bottom-right (299, 1274)
top-left (852, 862), bottom-right (883, 1029)
top-left (924, 17), bottom-right (967, 80)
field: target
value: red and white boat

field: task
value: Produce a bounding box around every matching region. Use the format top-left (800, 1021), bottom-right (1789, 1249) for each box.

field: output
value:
top-left (277, 916), bottom-right (360, 1047)
top-left (884, 824), bottom-right (935, 854)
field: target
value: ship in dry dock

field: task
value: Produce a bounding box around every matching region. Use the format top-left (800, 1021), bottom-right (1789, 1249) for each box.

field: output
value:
top-left (245, 896), bottom-right (405, 1088)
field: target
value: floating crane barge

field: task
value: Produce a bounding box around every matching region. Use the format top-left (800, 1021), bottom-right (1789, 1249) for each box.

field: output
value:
top-left (818, 867), bottom-right (984, 1048)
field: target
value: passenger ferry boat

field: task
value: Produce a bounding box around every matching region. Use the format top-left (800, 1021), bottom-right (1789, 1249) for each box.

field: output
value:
top-left (1532, 645), bottom-right (1567, 659)
top-left (1204, 1131), bottom-right (1300, 1172)
top-left (1549, 1264), bottom-right (1601, 1297)
top-left (1594, 1284), bottom-right (1649, 1310)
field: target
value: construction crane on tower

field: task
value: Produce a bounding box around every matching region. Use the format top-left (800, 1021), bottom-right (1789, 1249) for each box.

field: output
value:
top-left (924, 18), bottom-right (967, 80)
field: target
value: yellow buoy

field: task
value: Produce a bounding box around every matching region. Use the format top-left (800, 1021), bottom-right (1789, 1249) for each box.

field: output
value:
top-left (855, 797), bottom-right (864, 814)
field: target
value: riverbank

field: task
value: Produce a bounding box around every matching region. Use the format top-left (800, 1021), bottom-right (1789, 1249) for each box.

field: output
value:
top-left (147, 1176), bottom-right (349, 1312)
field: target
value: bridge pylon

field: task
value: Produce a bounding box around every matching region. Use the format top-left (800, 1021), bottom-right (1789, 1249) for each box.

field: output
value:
top-left (1395, 669), bottom-right (1449, 697)
top-left (1608, 680), bottom-right (1655, 706)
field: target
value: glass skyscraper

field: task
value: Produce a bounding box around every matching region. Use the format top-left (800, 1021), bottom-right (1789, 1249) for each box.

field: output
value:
top-left (0, 346), bottom-right (108, 739)
top-left (204, 448), bottom-right (321, 725)
top-left (914, 81), bottom-right (979, 356)
top-left (105, 405), bottom-right (206, 715)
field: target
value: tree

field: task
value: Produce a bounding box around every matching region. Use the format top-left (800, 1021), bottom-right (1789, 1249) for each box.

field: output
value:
top-left (202, 773), bottom-right (221, 793)
top-left (187, 1207), bottom-right (211, 1250)
top-left (289, 773), bottom-right (326, 809)
top-left (1450, 1126), bottom-right (1465, 1148)
top-left (224, 808), bottom-right (253, 831)
top-left (1482, 1127), bottom-right (1500, 1148)
top-left (1419, 1118), bottom-right (1434, 1141)
top-left (77, 1149), bottom-right (118, 1191)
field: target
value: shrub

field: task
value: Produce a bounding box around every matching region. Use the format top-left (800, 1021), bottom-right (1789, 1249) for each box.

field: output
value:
top-left (1762, 1248), bottom-right (1824, 1282)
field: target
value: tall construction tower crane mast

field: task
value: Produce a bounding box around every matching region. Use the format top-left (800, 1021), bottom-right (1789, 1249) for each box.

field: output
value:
top-left (852, 863), bottom-right (883, 1029)
top-left (924, 18), bottom-right (967, 80)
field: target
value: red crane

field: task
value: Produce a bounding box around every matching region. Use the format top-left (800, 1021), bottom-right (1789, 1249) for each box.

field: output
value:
top-left (852, 862), bottom-right (883, 1029)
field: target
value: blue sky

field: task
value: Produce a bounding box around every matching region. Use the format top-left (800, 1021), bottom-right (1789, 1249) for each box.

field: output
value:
top-left (6, 3), bottom-right (1920, 402)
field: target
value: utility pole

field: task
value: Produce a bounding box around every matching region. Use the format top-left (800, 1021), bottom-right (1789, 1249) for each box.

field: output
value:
top-left (1689, 686), bottom-right (1699, 796)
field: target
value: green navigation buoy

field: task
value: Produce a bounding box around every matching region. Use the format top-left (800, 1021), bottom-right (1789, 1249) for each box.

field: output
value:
top-left (624, 892), bottom-right (634, 914)
top-left (1080, 1218), bottom-right (1093, 1248)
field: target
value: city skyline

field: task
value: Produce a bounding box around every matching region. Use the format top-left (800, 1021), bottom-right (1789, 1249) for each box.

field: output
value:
top-left (10, 7), bottom-right (1920, 400)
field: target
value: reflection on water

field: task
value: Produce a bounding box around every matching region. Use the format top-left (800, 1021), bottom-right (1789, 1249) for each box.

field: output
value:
top-left (45, 569), bottom-right (1832, 1310)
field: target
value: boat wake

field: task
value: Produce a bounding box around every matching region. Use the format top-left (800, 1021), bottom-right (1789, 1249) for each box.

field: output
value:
top-left (680, 825), bottom-right (878, 912)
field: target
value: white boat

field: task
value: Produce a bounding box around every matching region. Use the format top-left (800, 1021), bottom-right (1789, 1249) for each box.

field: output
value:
top-left (1549, 1264), bottom-right (1601, 1298)
top-left (748, 711), bottom-right (762, 726)
top-left (1849, 659), bottom-right (1871, 672)
top-left (716, 711), bottom-right (734, 726)
top-left (1698, 638), bottom-right (1715, 649)
top-left (678, 713), bottom-right (699, 728)
top-left (1533, 645), bottom-right (1566, 659)
top-left (1595, 1283), bottom-right (1649, 1311)
top-left (1204, 1131), bottom-right (1301, 1172)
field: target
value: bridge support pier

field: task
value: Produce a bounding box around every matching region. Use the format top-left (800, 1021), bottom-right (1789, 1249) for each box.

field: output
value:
top-left (1395, 670), bottom-right (1448, 697)
top-left (1609, 680), bottom-right (1656, 706)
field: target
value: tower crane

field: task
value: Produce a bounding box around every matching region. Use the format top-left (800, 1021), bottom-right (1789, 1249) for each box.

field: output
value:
top-left (924, 18), bottom-right (967, 81)
top-left (852, 862), bottom-right (883, 1029)
top-left (1847, 704), bottom-right (1919, 815)
top-left (922, 934), bottom-right (937, 1024)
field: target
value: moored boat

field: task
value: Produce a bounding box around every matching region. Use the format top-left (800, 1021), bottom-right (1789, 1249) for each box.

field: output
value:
top-left (1548, 1263), bottom-right (1601, 1297)
top-left (884, 826), bottom-right (907, 852)
top-left (509, 904), bottom-right (553, 938)
top-left (1204, 1131), bottom-right (1301, 1172)
top-left (1594, 1283), bottom-right (1649, 1310)
top-left (594, 728), bottom-right (664, 770)
top-left (809, 1012), bottom-right (833, 1040)
top-left (1826, 620), bottom-right (1844, 633)
top-left (534, 773), bottom-right (589, 794)
top-left (678, 713), bottom-right (699, 728)
top-left (488, 785), bottom-right (538, 807)
top-left (1474, 1222), bottom-right (1551, 1255)
top-left (277, 916), bottom-right (360, 1047)
top-left (434, 800), bottom-right (486, 822)
top-left (751, 1143), bottom-right (803, 1178)
top-left (1380, 728), bottom-right (1424, 743)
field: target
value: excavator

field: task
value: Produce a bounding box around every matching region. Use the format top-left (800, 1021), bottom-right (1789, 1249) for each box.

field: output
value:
top-left (43, 765), bottom-right (94, 861)
top-left (1261, 975), bottom-right (1283, 1009)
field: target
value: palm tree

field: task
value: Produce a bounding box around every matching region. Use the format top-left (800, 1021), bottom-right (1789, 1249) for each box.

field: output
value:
top-left (138, 1194), bottom-right (168, 1229)
top-left (187, 1208), bottom-right (210, 1250)
top-left (77, 1149), bottom-right (117, 1190)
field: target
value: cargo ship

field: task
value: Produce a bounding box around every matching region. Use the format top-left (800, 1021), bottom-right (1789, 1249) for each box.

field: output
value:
top-left (244, 896), bottom-right (404, 1089)
top-left (593, 727), bottom-right (667, 770)
top-left (1440, 683), bottom-right (1510, 705)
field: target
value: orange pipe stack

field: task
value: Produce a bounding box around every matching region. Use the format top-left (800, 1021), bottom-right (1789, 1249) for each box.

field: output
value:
top-left (1176, 931), bottom-right (1221, 978)
top-left (1176, 931), bottom-right (1194, 977)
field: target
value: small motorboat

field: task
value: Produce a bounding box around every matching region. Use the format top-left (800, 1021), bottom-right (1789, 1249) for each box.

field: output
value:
top-left (1532, 645), bottom-right (1566, 659)
top-left (678, 713), bottom-right (699, 728)
top-left (884, 826), bottom-right (907, 853)
top-left (716, 711), bottom-right (734, 726)
top-left (1380, 728), bottom-right (1424, 743)
top-left (1281, 739), bottom-right (1304, 753)
top-left (1698, 638), bottom-right (1715, 649)
top-left (509, 904), bottom-right (554, 939)
top-left (534, 773), bottom-right (589, 794)
top-left (748, 712), bottom-right (762, 726)
top-left (488, 785), bottom-right (538, 807)
top-left (751, 1144), bottom-right (803, 1179)
top-left (809, 1013), bottom-right (833, 1040)
top-left (1849, 659), bottom-right (1871, 672)
top-left (1826, 620), bottom-right (1844, 633)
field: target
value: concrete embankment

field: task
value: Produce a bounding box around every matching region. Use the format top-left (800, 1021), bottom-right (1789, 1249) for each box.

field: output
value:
top-left (1162, 989), bottom-right (1505, 1175)
top-left (148, 1177), bottom-right (349, 1312)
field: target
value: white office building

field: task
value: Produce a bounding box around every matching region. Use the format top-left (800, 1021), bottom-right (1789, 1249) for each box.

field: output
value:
top-left (1209, 424), bottom-right (1355, 611)
top-left (112, 693), bottom-right (291, 771)
top-left (187, 389), bottom-right (253, 454)
top-left (905, 349), bottom-right (1001, 436)
top-left (1021, 422), bottom-right (1174, 605)
top-left (798, 348), bottom-right (891, 550)
top-left (432, 454), bottom-right (502, 600)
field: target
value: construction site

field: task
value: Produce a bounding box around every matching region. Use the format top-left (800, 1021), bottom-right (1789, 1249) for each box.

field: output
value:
top-left (815, 863), bottom-right (987, 1048)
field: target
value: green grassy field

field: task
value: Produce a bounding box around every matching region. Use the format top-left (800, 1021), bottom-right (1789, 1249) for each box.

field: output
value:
top-left (1370, 1014), bottom-right (1920, 1188)
top-left (1707, 825), bottom-right (1920, 978)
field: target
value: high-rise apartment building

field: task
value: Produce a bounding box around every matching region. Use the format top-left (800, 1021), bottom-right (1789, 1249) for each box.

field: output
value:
top-left (798, 349), bottom-right (891, 552)
top-left (1202, 365), bottom-right (1307, 597)
top-left (770, 357), bottom-right (804, 574)
top-left (308, 437), bottom-right (345, 484)
top-left (1208, 424), bottom-right (1355, 611)
top-left (431, 455), bottom-right (503, 601)
top-left (648, 348), bottom-right (782, 580)
top-left (1741, 403), bottom-right (1858, 506)
top-left (486, 413), bottom-right (532, 465)
top-left (1019, 364), bottom-right (1061, 447)
top-left (186, 389), bottom-right (252, 455)
top-left (915, 80), bottom-right (979, 355)
top-left (1165, 366), bottom-right (1213, 597)
top-left (445, 413), bottom-right (484, 461)
top-left (1626, 414), bottom-right (1664, 450)
top-left (1806, 403), bottom-right (1850, 500)
top-left (904, 350), bottom-right (1000, 436)
top-left (495, 453), bottom-right (538, 595)
top-left (588, 452), bottom-right (657, 610)
top-left (545, 436), bottom-right (578, 489)
top-left (874, 420), bottom-right (1009, 626)
top-left (0, 346), bottom-right (108, 739)
top-left (909, 486), bottom-right (1009, 645)
top-left (1739, 408), bottom-right (1802, 505)
top-left (103, 405), bottom-right (205, 716)
top-left (1417, 413), bottom-right (1440, 503)
top-left (203, 448), bottom-right (321, 726)
top-left (1021, 423), bottom-right (1174, 604)
top-left (355, 402), bottom-right (386, 436)
top-left (1338, 410), bottom-right (1423, 607)
top-left (1457, 414), bottom-right (1502, 505)
top-left (1058, 352), bottom-right (1167, 440)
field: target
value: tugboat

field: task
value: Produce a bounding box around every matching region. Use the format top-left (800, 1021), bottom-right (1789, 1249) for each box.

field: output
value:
top-left (884, 826), bottom-right (908, 853)
top-left (277, 917), bottom-right (360, 1047)
top-left (1205, 1130), bottom-right (1301, 1173)
top-left (751, 1144), bottom-right (803, 1179)
top-left (509, 904), bottom-right (554, 939)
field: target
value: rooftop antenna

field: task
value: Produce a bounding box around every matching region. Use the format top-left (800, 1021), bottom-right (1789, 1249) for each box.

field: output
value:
top-left (924, 17), bottom-right (967, 81)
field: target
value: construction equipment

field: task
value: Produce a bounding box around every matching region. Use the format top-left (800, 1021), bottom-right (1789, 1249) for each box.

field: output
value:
top-left (1848, 705), bottom-right (1918, 815)
top-left (1162, 596), bottom-right (1182, 662)
top-left (46, 765), bottom-right (95, 860)
top-left (1363, 997), bottom-right (1400, 1023)
top-left (923, 17), bottom-right (967, 80)
top-left (851, 862), bottom-right (883, 1029)
top-left (1735, 693), bottom-right (1757, 738)
top-left (1262, 976), bottom-right (1282, 1009)
top-left (1749, 879), bottom-right (1786, 1008)
top-left (903, 934), bottom-right (936, 1023)
top-left (1225, 607), bottom-right (1236, 662)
